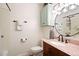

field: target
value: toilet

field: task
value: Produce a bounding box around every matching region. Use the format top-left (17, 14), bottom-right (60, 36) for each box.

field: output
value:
top-left (18, 46), bottom-right (43, 56)
top-left (30, 46), bottom-right (43, 56)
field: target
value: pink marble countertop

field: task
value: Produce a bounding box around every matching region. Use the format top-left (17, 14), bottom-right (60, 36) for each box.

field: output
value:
top-left (42, 39), bottom-right (79, 56)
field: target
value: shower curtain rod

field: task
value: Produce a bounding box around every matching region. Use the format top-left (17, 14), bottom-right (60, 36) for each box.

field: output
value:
top-left (6, 3), bottom-right (11, 12)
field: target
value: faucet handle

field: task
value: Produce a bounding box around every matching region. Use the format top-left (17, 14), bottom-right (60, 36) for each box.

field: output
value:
top-left (65, 39), bottom-right (68, 43)
top-left (65, 39), bottom-right (70, 43)
top-left (61, 35), bottom-right (64, 42)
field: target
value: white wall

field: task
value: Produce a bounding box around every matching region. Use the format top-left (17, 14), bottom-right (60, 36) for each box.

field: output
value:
top-left (8, 3), bottom-right (41, 55)
top-left (4, 3), bottom-right (43, 55)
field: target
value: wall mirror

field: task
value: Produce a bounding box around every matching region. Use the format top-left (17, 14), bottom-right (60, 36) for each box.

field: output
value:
top-left (54, 3), bottom-right (79, 37)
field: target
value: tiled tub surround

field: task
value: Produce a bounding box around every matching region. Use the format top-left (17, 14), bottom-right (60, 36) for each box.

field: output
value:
top-left (42, 39), bottom-right (79, 56)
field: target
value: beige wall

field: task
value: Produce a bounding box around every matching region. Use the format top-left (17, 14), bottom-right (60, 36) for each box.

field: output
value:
top-left (8, 3), bottom-right (43, 55)
top-left (0, 8), bottom-right (10, 55)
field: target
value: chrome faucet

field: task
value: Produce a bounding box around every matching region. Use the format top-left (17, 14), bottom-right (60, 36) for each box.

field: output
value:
top-left (58, 35), bottom-right (64, 42)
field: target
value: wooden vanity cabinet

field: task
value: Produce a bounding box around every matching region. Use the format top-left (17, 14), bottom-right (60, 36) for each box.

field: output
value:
top-left (43, 42), bottom-right (70, 56)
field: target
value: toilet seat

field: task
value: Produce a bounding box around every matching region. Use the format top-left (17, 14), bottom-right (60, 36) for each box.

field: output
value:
top-left (30, 46), bottom-right (43, 55)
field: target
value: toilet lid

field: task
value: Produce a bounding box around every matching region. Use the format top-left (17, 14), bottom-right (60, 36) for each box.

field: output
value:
top-left (31, 46), bottom-right (43, 51)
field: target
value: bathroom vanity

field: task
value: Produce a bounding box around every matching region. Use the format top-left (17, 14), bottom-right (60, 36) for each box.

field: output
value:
top-left (42, 39), bottom-right (79, 56)
top-left (43, 41), bottom-right (69, 56)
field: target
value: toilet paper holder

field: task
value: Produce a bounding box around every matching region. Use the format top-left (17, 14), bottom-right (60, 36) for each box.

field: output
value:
top-left (20, 38), bottom-right (27, 43)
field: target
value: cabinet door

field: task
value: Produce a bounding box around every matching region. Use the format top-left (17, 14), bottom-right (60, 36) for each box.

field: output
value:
top-left (49, 44), bottom-right (69, 56)
top-left (43, 42), bottom-right (69, 56)
top-left (43, 42), bottom-right (50, 56)
top-left (41, 5), bottom-right (48, 26)
top-left (41, 4), bottom-right (54, 26)
top-left (48, 4), bottom-right (54, 26)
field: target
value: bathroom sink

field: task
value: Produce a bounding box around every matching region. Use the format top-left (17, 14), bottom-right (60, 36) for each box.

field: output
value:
top-left (51, 41), bottom-right (66, 46)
